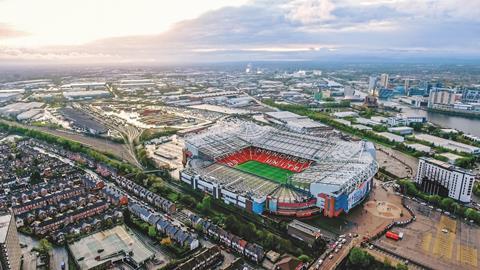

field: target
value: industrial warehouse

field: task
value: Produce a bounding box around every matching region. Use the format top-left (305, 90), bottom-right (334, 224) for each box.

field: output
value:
top-left (180, 120), bottom-right (378, 218)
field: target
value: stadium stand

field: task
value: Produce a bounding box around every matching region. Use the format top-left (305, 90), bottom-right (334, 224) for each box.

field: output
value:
top-left (182, 120), bottom-right (378, 218)
top-left (217, 147), bottom-right (312, 173)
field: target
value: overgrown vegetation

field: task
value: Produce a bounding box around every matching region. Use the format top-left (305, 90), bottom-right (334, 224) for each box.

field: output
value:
top-left (346, 247), bottom-right (408, 270)
top-left (474, 182), bottom-right (480, 197)
top-left (139, 128), bottom-right (178, 142)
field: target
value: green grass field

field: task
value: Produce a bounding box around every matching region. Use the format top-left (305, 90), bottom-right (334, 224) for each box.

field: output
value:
top-left (235, 160), bottom-right (293, 184)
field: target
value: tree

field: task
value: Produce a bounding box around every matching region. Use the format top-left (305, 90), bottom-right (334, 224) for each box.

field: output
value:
top-left (37, 238), bottom-right (52, 255)
top-left (396, 263), bottom-right (408, 270)
top-left (179, 195), bottom-right (196, 208)
top-left (440, 198), bottom-right (454, 210)
top-left (212, 214), bottom-right (226, 225)
top-left (201, 196), bottom-right (212, 209)
top-left (30, 170), bottom-right (42, 185)
top-left (298, 255), bottom-right (311, 263)
top-left (195, 223), bottom-right (204, 233)
top-left (464, 208), bottom-right (479, 221)
top-left (410, 122), bottom-right (423, 132)
top-left (427, 195), bottom-right (442, 206)
top-left (348, 247), bottom-right (371, 268)
top-left (140, 222), bottom-right (149, 231)
top-left (161, 237), bottom-right (172, 246)
top-left (148, 225), bottom-right (157, 238)
top-left (134, 172), bottom-right (147, 184)
top-left (197, 195), bottom-right (213, 214)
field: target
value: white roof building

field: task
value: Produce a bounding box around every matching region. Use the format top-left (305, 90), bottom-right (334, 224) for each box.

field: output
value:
top-left (352, 124), bottom-right (372, 131)
top-left (388, 126), bottom-right (414, 135)
top-left (332, 111), bottom-right (358, 118)
top-left (414, 134), bottom-right (480, 155)
top-left (405, 143), bottom-right (431, 153)
top-left (0, 102), bottom-right (44, 117)
top-left (376, 132), bottom-right (405, 143)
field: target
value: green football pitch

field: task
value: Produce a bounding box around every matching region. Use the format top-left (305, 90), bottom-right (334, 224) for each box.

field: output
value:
top-left (235, 160), bottom-right (293, 184)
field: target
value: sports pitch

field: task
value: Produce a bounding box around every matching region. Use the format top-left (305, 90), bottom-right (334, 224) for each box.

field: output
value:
top-left (235, 160), bottom-right (293, 184)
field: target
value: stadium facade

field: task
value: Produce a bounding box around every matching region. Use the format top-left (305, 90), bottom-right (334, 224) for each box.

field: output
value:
top-left (180, 120), bottom-right (378, 218)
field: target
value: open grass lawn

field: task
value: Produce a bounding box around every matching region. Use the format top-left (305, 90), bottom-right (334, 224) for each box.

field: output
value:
top-left (235, 160), bottom-right (293, 184)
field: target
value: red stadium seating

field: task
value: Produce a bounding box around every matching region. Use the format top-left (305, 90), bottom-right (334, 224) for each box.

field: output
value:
top-left (217, 147), bottom-right (312, 173)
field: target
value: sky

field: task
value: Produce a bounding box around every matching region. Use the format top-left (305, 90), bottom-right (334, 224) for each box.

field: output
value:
top-left (0, 0), bottom-right (479, 64)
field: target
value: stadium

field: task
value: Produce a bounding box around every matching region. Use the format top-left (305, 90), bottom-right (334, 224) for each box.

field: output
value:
top-left (180, 120), bottom-right (378, 218)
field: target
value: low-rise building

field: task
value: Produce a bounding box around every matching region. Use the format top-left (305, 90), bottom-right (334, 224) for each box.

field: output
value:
top-left (332, 111), bottom-right (358, 118)
top-left (175, 245), bottom-right (223, 270)
top-left (387, 114), bottom-right (426, 127)
top-left (352, 124), bottom-right (372, 131)
top-left (355, 117), bottom-right (381, 126)
top-left (405, 143), bottom-right (431, 153)
top-left (414, 134), bottom-right (480, 155)
top-left (264, 111), bottom-right (331, 134)
top-left (376, 132), bottom-right (404, 143)
top-left (63, 90), bottom-right (111, 100)
top-left (69, 225), bottom-right (154, 270)
top-left (387, 126), bottom-right (413, 135)
top-left (287, 219), bottom-right (321, 247)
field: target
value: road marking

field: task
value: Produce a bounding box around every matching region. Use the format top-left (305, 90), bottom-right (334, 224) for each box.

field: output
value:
top-left (421, 232), bottom-right (432, 253)
top-left (439, 216), bottom-right (456, 233)
top-left (457, 244), bottom-right (478, 267)
top-left (433, 230), bottom-right (455, 260)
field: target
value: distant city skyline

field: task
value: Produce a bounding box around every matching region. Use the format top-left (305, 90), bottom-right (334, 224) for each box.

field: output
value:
top-left (1, 0), bottom-right (479, 64)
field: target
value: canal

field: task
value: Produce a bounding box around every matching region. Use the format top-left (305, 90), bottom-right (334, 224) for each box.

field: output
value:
top-left (401, 106), bottom-right (480, 137)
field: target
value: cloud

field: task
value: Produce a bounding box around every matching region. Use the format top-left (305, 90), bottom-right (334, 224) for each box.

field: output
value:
top-left (0, 0), bottom-right (479, 63)
top-left (0, 23), bottom-right (27, 39)
top-left (285, 0), bottom-right (335, 24)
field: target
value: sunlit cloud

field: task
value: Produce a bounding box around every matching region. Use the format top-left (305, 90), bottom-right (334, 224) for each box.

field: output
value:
top-left (0, 0), bottom-right (479, 63)
top-left (0, 0), bottom-right (248, 47)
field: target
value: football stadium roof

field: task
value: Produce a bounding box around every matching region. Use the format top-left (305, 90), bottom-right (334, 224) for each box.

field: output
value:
top-left (186, 120), bottom-right (377, 191)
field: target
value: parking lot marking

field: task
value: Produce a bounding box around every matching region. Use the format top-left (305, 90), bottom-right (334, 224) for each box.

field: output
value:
top-left (457, 244), bottom-right (478, 267)
top-left (421, 232), bottom-right (432, 253)
top-left (438, 216), bottom-right (457, 233)
top-left (433, 231), bottom-right (455, 260)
